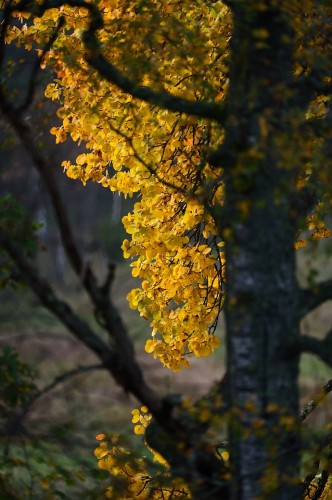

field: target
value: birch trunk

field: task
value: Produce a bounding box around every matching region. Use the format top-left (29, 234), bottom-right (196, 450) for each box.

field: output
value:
top-left (221, 4), bottom-right (303, 498)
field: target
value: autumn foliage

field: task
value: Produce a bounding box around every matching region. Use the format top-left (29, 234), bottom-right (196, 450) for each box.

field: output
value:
top-left (2, 0), bottom-right (332, 498)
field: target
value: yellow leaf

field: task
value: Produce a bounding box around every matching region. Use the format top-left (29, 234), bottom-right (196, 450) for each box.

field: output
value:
top-left (132, 266), bottom-right (140, 278)
top-left (294, 239), bottom-right (306, 249)
top-left (98, 456), bottom-right (115, 470)
top-left (312, 228), bottom-right (331, 239)
top-left (145, 339), bottom-right (155, 353)
top-left (39, 479), bottom-right (50, 490)
top-left (94, 446), bottom-right (109, 459)
top-left (134, 424), bottom-right (145, 435)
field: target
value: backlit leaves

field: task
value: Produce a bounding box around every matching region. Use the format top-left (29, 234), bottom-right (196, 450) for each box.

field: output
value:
top-left (8, 0), bottom-right (332, 372)
top-left (94, 433), bottom-right (190, 499)
top-left (8, 0), bottom-right (229, 370)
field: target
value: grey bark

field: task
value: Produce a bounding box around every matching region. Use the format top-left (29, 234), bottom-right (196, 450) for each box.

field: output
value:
top-left (216, 4), bottom-right (303, 498)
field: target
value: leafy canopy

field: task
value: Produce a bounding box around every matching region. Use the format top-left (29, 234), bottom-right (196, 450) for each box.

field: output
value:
top-left (8, 0), bottom-right (232, 371)
top-left (8, 0), bottom-right (332, 371)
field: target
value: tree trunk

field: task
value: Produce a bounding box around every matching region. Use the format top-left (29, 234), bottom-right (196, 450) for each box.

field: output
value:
top-left (224, 206), bottom-right (300, 499)
top-left (220, 4), bottom-right (302, 498)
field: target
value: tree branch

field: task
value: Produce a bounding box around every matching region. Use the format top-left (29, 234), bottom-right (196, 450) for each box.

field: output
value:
top-left (298, 332), bottom-right (332, 368)
top-left (28, 363), bottom-right (105, 409)
top-left (83, 50), bottom-right (224, 122)
top-left (0, 229), bottom-right (168, 421)
top-left (300, 378), bottom-right (332, 422)
top-left (17, 16), bottom-right (66, 115)
top-left (10, 0), bottom-right (225, 122)
top-left (0, 229), bottom-right (111, 362)
top-left (0, 93), bottom-right (84, 278)
top-left (299, 279), bottom-right (332, 318)
top-left (2, 363), bottom-right (105, 437)
top-left (0, 76), bottom-right (143, 387)
top-left (0, 228), bottom-right (204, 465)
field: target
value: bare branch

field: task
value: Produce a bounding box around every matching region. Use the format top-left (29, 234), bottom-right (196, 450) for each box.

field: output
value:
top-left (7, 363), bottom-right (105, 434)
top-left (300, 378), bottom-right (332, 422)
top-left (0, 228), bottom-right (111, 363)
top-left (17, 16), bottom-right (66, 115)
top-left (29, 363), bottom-right (104, 407)
top-left (1, 363), bottom-right (102, 438)
top-left (0, 229), bottom-right (167, 422)
top-left (299, 279), bottom-right (332, 318)
top-left (298, 332), bottom-right (332, 368)
top-left (0, 91), bottom-right (84, 277)
top-left (0, 228), bottom-right (200, 453)
top-left (0, 331), bottom-right (81, 344)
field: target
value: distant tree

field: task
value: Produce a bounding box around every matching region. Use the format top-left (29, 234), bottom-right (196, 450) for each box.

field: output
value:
top-left (1, 1), bottom-right (332, 499)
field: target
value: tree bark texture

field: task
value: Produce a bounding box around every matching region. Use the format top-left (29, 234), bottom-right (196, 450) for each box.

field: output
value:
top-left (219, 4), bottom-right (303, 498)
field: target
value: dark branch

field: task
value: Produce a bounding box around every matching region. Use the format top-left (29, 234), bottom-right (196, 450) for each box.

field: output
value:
top-left (312, 470), bottom-right (330, 500)
top-left (299, 279), bottom-right (332, 318)
top-left (11, 363), bottom-right (105, 431)
top-left (0, 76), bottom-right (139, 372)
top-left (300, 378), bottom-right (332, 422)
top-left (30, 363), bottom-right (104, 407)
top-left (0, 228), bottom-right (112, 362)
top-left (0, 66), bottom-right (187, 440)
top-left (83, 50), bottom-right (224, 121)
top-left (0, 229), bottom-right (167, 422)
top-left (298, 332), bottom-right (332, 368)
top-left (17, 16), bottom-right (66, 115)
top-left (0, 90), bottom-right (84, 277)
top-left (9, 0), bottom-right (225, 122)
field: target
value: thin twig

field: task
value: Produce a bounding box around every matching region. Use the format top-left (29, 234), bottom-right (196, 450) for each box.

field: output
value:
top-left (22, 363), bottom-right (105, 417)
top-left (17, 16), bottom-right (66, 114)
top-left (300, 379), bottom-right (332, 422)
